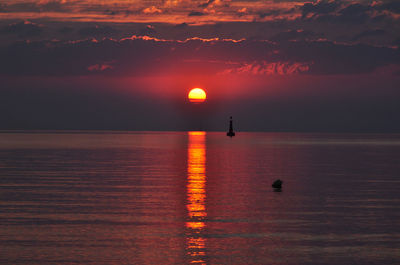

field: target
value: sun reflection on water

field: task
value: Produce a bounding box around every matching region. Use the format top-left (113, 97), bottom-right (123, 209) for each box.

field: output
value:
top-left (186, 131), bottom-right (207, 264)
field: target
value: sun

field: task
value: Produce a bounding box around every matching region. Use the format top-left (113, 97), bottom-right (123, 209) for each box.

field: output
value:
top-left (188, 88), bottom-right (207, 103)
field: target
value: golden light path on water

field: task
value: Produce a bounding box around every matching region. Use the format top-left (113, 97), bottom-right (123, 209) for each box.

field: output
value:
top-left (186, 131), bottom-right (207, 264)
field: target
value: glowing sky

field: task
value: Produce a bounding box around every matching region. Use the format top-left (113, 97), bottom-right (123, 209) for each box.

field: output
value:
top-left (0, 0), bottom-right (399, 131)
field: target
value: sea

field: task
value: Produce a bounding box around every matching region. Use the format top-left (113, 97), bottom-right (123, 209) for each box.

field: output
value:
top-left (0, 131), bottom-right (399, 264)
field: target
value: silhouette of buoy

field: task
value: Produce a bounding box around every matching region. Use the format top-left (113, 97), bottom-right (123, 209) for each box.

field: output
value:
top-left (227, 116), bottom-right (235, 137)
top-left (272, 179), bottom-right (283, 191)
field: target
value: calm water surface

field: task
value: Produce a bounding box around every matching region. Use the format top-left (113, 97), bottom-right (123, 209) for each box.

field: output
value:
top-left (0, 132), bottom-right (400, 264)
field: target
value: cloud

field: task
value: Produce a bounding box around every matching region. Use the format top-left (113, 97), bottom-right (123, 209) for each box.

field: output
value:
top-left (335, 3), bottom-right (370, 23)
top-left (138, 25), bottom-right (156, 36)
top-left (0, 35), bottom-right (398, 77)
top-left (270, 29), bottom-right (323, 42)
top-left (237, 7), bottom-right (247, 16)
top-left (78, 25), bottom-right (118, 37)
top-left (0, 21), bottom-right (43, 37)
top-left (174, 22), bottom-right (188, 29)
top-left (0, 0), bottom-right (397, 29)
top-left (301, 0), bottom-right (342, 18)
top-left (0, 0), bottom-right (71, 13)
top-left (352, 29), bottom-right (386, 41)
top-left (199, 0), bottom-right (215, 8)
top-left (257, 8), bottom-right (294, 19)
top-left (280, 40), bottom-right (400, 74)
top-left (188, 11), bottom-right (205, 16)
top-left (300, 0), bottom-right (399, 24)
top-left (142, 6), bottom-right (162, 14)
top-left (375, 1), bottom-right (400, 14)
top-left (220, 61), bottom-right (311, 75)
top-left (88, 61), bottom-right (115, 72)
top-left (58, 26), bottom-right (74, 34)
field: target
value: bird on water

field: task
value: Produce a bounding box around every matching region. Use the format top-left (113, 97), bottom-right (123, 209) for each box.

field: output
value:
top-left (227, 116), bottom-right (235, 137)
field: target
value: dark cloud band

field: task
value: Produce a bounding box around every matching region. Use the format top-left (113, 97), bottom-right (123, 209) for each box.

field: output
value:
top-left (0, 35), bottom-right (398, 76)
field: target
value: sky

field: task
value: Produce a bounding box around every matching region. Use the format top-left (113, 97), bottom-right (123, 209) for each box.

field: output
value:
top-left (0, 0), bottom-right (399, 132)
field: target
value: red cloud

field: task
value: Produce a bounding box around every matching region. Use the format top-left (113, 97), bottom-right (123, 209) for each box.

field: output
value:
top-left (88, 61), bottom-right (115, 72)
top-left (142, 6), bottom-right (162, 14)
top-left (220, 61), bottom-right (311, 75)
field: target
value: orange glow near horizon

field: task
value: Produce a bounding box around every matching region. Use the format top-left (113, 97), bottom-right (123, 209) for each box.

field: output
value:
top-left (188, 88), bottom-right (207, 103)
top-left (188, 131), bottom-right (206, 136)
top-left (186, 131), bottom-right (207, 264)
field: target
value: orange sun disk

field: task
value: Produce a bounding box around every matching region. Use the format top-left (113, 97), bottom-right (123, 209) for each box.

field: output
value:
top-left (188, 88), bottom-right (207, 103)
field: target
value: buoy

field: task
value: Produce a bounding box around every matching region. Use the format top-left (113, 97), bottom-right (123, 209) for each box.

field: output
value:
top-left (227, 116), bottom-right (235, 137)
top-left (272, 179), bottom-right (283, 191)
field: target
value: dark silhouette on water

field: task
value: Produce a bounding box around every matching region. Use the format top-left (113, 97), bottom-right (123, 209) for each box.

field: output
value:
top-left (227, 116), bottom-right (235, 137)
top-left (272, 179), bottom-right (283, 191)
